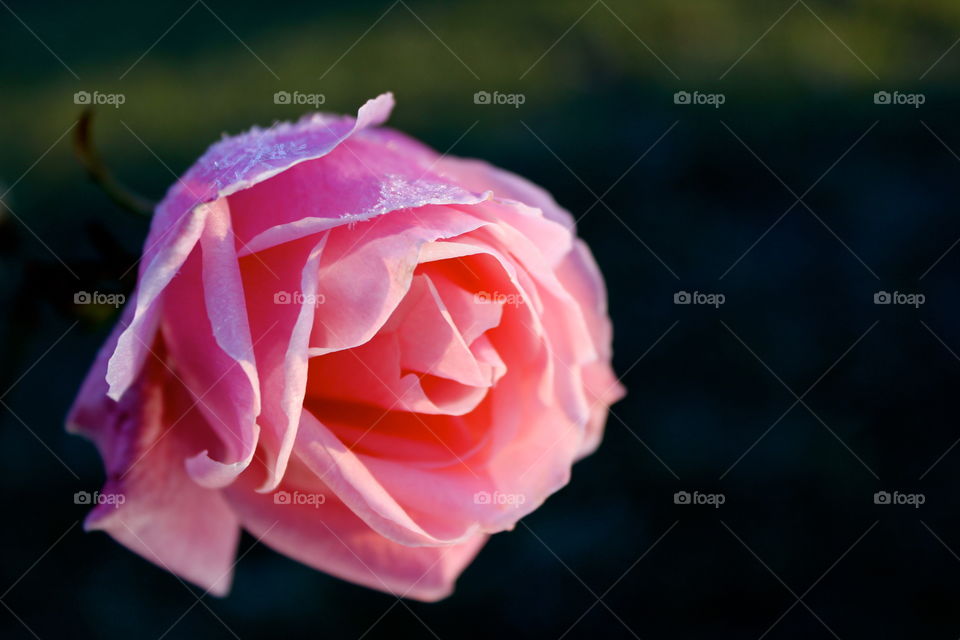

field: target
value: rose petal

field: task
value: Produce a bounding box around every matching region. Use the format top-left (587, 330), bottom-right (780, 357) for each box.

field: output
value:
top-left (237, 234), bottom-right (328, 493)
top-left (161, 199), bottom-right (261, 488)
top-left (225, 467), bottom-right (486, 602)
top-left (69, 330), bottom-right (240, 596)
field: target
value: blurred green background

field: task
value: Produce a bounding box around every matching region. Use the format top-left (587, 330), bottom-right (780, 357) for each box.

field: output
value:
top-left (4, 0), bottom-right (960, 638)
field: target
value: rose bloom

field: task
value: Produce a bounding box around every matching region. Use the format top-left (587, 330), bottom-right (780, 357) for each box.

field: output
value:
top-left (68, 93), bottom-right (623, 601)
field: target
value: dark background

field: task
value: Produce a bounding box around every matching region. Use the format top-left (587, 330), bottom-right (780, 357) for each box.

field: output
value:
top-left (3, 0), bottom-right (960, 637)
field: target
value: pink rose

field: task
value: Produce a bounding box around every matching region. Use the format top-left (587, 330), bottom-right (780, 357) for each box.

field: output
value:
top-left (68, 93), bottom-right (624, 601)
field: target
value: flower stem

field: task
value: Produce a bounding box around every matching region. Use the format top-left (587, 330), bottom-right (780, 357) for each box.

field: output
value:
top-left (73, 108), bottom-right (155, 218)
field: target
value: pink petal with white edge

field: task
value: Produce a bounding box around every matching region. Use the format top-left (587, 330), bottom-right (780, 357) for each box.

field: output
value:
top-left (107, 94), bottom-right (397, 402)
top-left (236, 234), bottom-right (328, 493)
top-left (161, 199), bottom-right (261, 488)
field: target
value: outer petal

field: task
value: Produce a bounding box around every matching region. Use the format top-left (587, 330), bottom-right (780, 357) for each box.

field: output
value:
top-left (231, 134), bottom-right (490, 255)
top-left (105, 206), bottom-right (208, 400)
top-left (555, 240), bottom-right (626, 456)
top-left (344, 125), bottom-right (577, 230)
top-left (162, 199), bottom-right (261, 488)
top-left (106, 93), bottom-right (398, 401)
top-left (430, 153), bottom-right (576, 229)
top-left (67, 309), bottom-right (240, 595)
